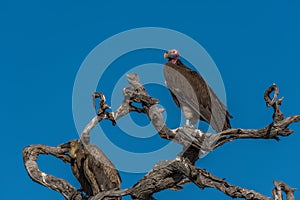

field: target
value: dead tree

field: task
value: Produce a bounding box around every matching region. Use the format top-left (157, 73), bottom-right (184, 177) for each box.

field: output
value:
top-left (23, 74), bottom-right (299, 200)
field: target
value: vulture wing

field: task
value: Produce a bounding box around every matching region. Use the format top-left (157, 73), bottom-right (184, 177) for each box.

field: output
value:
top-left (164, 60), bottom-right (231, 132)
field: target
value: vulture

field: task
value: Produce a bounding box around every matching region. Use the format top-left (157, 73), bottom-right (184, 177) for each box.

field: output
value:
top-left (163, 49), bottom-right (232, 132)
top-left (63, 140), bottom-right (121, 199)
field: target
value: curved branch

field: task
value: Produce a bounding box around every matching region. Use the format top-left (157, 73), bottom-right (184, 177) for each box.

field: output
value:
top-left (23, 74), bottom-right (298, 200)
top-left (22, 144), bottom-right (82, 200)
top-left (108, 75), bottom-right (300, 154)
top-left (92, 158), bottom-right (274, 200)
top-left (89, 188), bottom-right (132, 200)
top-left (272, 180), bottom-right (296, 200)
top-left (264, 84), bottom-right (284, 123)
top-left (86, 74), bottom-right (298, 199)
top-left (212, 84), bottom-right (300, 150)
top-left (174, 158), bottom-right (273, 200)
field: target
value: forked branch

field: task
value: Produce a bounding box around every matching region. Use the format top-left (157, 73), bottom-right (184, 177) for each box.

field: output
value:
top-left (23, 73), bottom-right (298, 200)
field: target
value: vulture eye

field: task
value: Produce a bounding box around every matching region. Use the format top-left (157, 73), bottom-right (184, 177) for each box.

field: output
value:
top-left (173, 50), bottom-right (176, 53)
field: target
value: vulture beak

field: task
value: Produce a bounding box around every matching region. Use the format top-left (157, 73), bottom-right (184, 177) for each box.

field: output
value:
top-left (164, 51), bottom-right (169, 59)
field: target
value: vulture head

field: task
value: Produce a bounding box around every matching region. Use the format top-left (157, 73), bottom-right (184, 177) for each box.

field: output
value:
top-left (164, 49), bottom-right (180, 64)
top-left (61, 140), bottom-right (80, 159)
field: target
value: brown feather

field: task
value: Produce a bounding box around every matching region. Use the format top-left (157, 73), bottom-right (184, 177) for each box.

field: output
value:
top-left (164, 59), bottom-right (232, 132)
top-left (69, 140), bottom-right (121, 199)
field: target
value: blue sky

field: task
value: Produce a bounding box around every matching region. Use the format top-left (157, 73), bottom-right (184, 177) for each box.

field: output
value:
top-left (1, 0), bottom-right (300, 199)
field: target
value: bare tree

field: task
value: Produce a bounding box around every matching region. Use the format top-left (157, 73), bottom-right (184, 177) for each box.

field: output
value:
top-left (23, 74), bottom-right (299, 200)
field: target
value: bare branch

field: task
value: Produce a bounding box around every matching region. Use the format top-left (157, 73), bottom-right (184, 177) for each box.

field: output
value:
top-left (89, 189), bottom-right (132, 200)
top-left (264, 84), bottom-right (284, 123)
top-left (118, 158), bottom-right (272, 200)
top-left (108, 75), bottom-right (300, 155)
top-left (22, 143), bottom-right (82, 200)
top-left (272, 181), bottom-right (296, 200)
top-left (81, 74), bottom-right (299, 199)
top-left (80, 115), bottom-right (102, 145)
top-left (23, 73), bottom-right (298, 200)
top-left (212, 84), bottom-right (300, 150)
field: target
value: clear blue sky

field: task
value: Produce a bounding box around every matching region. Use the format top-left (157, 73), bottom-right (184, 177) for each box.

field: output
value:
top-left (1, 0), bottom-right (300, 199)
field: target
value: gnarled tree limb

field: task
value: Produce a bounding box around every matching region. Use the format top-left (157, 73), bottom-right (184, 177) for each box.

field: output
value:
top-left (22, 144), bottom-right (82, 200)
top-left (272, 181), bottom-right (296, 200)
top-left (23, 73), bottom-right (298, 200)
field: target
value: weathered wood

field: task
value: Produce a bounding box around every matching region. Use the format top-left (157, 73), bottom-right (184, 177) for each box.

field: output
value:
top-left (22, 73), bottom-right (298, 200)
top-left (22, 144), bottom-right (82, 200)
top-left (272, 181), bottom-right (296, 200)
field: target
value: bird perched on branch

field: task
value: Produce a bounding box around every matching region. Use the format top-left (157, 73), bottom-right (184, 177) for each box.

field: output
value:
top-left (62, 140), bottom-right (121, 199)
top-left (163, 49), bottom-right (232, 132)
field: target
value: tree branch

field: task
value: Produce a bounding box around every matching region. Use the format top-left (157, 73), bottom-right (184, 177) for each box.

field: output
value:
top-left (212, 84), bottom-right (300, 150)
top-left (107, 74), bottom-right (300, 155)
top-left (23, 73), bottom-right (298, 200)
top-left (95, 158), bottom-right (273, 200)
top-left (22, 143), bottom-right (83, 200)
top-left (272, 180), bottom-right (296, 200)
